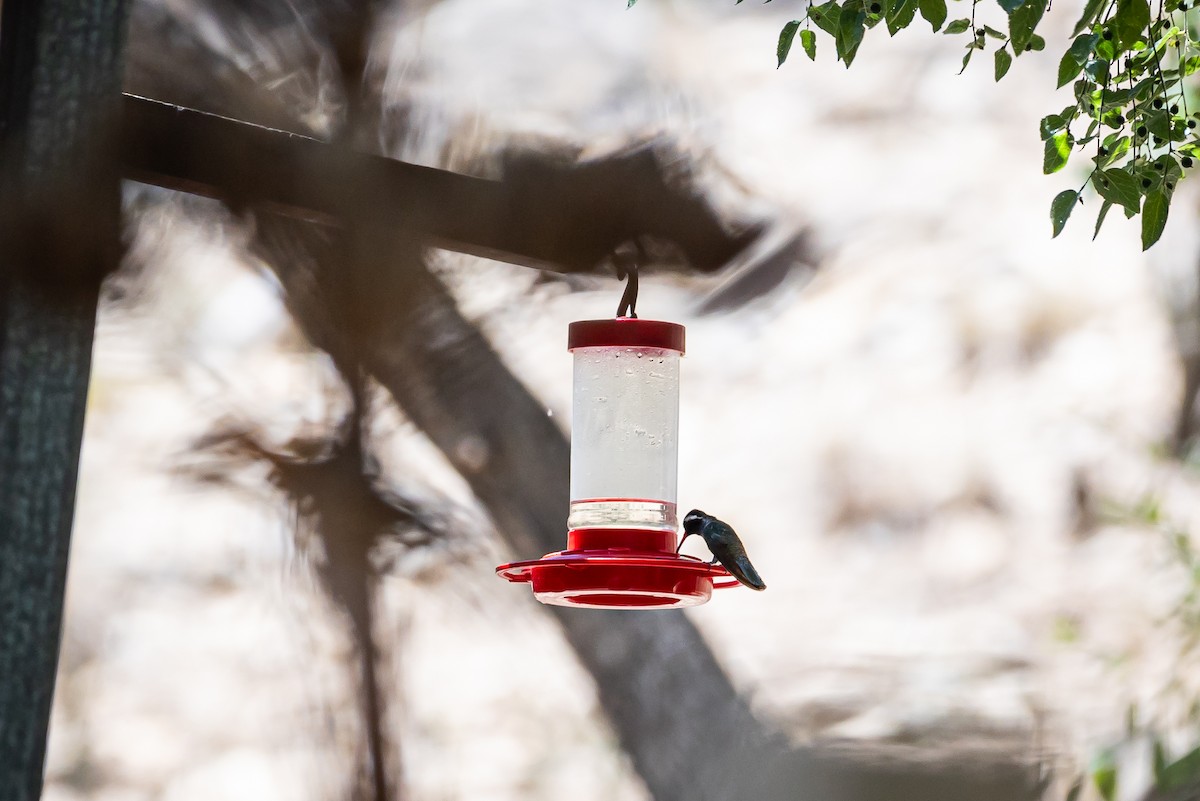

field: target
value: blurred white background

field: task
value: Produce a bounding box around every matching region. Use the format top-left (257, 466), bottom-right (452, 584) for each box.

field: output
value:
top-left (45, 1), bottom-right (1200, 800)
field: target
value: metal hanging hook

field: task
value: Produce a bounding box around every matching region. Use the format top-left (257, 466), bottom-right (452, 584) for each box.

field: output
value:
top-left (613, 240), bottom-right (644, 319)
top-left (615, 262), bottom-right (638, 319)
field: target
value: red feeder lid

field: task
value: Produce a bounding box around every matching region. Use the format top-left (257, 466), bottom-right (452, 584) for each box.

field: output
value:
top-left (495, 528), bottom-right (738, 610)
top-left (568, 319), bottom-right (685, 354)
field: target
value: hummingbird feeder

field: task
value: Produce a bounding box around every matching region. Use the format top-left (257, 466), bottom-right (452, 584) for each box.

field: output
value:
top-left (496, 316), bottom-right (739, 609)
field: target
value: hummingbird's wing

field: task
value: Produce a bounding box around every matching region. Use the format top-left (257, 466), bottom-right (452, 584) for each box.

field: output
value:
top-left (704, 518), bottom-right (767, 591)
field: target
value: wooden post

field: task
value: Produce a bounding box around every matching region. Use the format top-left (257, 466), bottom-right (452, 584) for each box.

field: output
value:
top-left (0, 3), bottom-right (130, 800)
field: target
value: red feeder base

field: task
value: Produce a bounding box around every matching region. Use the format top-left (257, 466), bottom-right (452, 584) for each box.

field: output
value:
top-left (496, 528), bottom-right (738, 610)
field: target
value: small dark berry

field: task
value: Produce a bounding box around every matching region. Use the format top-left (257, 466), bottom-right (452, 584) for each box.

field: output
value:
top-left (1099, 146), bottom-right (1109, 156)
top-left (1103, 29), bottom-right (1113, 39)
top-left (1155, 162), bottom-right (1165, 170)
top-left (1154, 136), bottom-right (1164, 146)
top-left (976, 28), bottom-right (985, 37)
top-left (1138, 125), bottom-right (1148, 135)
top-left (1190, 119), bottom-right (1198, 128)
top-left (1114, 114), bottom-right (1126, 125)
top-left (1184, 157), bottom-right (1195, 167)
top-left (1171, 104), bottom-right (1180, 114)
top-left (1154, 97), bottom-right (1164, 108)
top-left (870, 3), bottom-right (881, 11)
top-left (1142, 178), bottom-right (1152, 187)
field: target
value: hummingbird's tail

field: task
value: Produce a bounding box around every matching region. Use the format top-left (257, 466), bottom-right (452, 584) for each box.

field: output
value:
top-left (729, 554), bottom-right (766, 591)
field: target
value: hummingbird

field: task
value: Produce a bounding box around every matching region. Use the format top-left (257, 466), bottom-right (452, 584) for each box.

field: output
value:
top-left (678, 509), bottom-right (766, 591)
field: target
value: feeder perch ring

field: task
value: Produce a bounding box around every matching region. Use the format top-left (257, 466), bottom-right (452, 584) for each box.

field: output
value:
top-left (496, 527), bottom-right (739, 610)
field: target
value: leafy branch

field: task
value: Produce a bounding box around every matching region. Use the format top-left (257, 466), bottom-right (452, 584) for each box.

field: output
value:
top-left (629, 0), bottom-right (1200, 249)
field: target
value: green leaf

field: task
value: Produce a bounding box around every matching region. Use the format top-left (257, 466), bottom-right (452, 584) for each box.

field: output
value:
top-left (918, 0), bottom-right (947, 31)
top-left (1113, 0), bottom-right (1150, 50)
top-left (944, 17), bottom-right (971, 33)
top-left (1155, 154), bottom-right (1183, 197)
top-left (1142, 188), bottom-right (1170, 249)
top-left (1044, 131), bottom-right (1072, 173)
top-left (1057, 51), bottom-right (1084, 86)
top-left (1093, 199), bottom-right (1113, 239)
top-left (1092, 751), bottom-right (1118, 801)
top-left (627, 0), bottom-right (638, 7)
top-left (1068, 33), bottom-right (1098, 64)
top-left (1145, 109), bottom-right (1172, 140)
top-left (1183, 55), bottom-right (1200, 75)
top-left (886, 0), bottom-right (918, 34)
top-left (1028, 33), bottom-right (1046, 50)
top-left (1094, 168), bottom-right (1142, 212)
top-left (800, 28), bottom-right (817, 60)
top-left (1073, 77), bottom-right (1093, 106)
top-left (1040, 110), bottom-right (1074, 139)
top-left (835, 5), bottom-right (867, 65)
top-left (1096, 135), bottom-right (1130, 167)
top-left (777, 20), bottom-right (802, 67)
top-left (1009, 0), bottom-right (1047, 54)
top-left (811, 2), bottom-right (842, 36)
top-left (994, 47), bottom-right (1013, 79)
top-left (1072, 0), bottom-right (1107, 35)
top-left (983, 24), bottom-right (1008, 39)
top-left (1083, 58), bottom-right (1110, 81)
top-left (1159, 745), bottom-right (1200, 790)
top-left (1080, 118), bottom-right (1100, 142)
top-left (1154, 738), bottom-right (1169, 786)
top-left (959, 48), bottom-right (973, 73)
top-left (1051, 189), bottom-right (1079, 236)
top-left (997, 0), bottom-right (1025, 12)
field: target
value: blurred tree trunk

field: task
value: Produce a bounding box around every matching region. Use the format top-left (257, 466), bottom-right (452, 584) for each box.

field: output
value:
top-left (0, 1), bottom-right (130, 800)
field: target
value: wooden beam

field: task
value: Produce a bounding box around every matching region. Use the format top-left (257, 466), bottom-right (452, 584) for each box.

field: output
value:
top-left (0, 3), bottom-right (130, 800)
top-left (119, 94), bottom-right (578, 272)
top-left (118, 93), bottom-right (755, 276)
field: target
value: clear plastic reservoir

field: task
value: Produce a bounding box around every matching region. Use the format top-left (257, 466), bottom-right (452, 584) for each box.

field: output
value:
top-left (566, 320), bottom-right (684, 533)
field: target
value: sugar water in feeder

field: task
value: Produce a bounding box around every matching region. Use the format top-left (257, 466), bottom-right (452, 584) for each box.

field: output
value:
top-left (568, 319), bottom-right (682, 534)
top-left (496, 317), bottom-right (742, 609)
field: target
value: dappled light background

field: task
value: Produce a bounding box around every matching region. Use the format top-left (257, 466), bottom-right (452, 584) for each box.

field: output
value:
top-left (45, 1), bottom-right (1200, 800)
